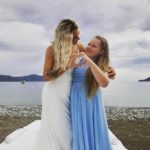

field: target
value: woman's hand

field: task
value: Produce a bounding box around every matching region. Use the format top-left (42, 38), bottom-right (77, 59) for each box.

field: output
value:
top-left (107, 67), bottom-right (116, 79)
top-left (79, 52), bottom-right (116, 79)
top-left (66, 53), bottom-right (84, 69)
top-left (78, 52), bottom-right (109, 87)
top-left (78, 52), bottom-right (92, 66)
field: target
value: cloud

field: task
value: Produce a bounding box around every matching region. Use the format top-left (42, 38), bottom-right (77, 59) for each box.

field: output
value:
top-left (0, 21), bottom-right (50, 52)
top-left (0, 51), bottom-right (45, 75)
top-left (133, 58), bottom-right (150, 65)
top-left (0, 41), bottom-right (13, 50)
top-left (0, 0), bottom-right (149, 80)
top-left (103, 28), bottom-right (150, 70)
top-left (1, 0), bottom-right (150, 31)
top-left (0, 21), bottom-right (48, 75)
top-left (114, 67), bottom-right (150, 81)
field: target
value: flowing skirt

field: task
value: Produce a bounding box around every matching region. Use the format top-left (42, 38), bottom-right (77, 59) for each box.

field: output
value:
top-left (71, 82), bottom-right (112, 150)
top-left (33, 74), bottom-right (73, 150)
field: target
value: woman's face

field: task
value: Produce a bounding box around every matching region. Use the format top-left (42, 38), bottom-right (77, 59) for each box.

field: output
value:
top-left (72, 29), bottom-right (80, 45)
top-left (86, 37), bottom-right (103, 58)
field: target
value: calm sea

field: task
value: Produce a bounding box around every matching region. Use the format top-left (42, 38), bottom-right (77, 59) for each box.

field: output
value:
top-left (0, 81), bottom-right (149, 107)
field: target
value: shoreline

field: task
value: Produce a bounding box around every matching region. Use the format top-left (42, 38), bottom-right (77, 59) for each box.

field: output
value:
top-left (0, 105), bottom-right (150, 120)
top-left (0, 116), bottom-right (149, 150)
top-left (0, 105), bottom-right (150, 149)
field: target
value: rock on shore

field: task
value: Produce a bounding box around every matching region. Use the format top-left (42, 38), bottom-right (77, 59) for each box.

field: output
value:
top-left (0, 105), bottom-right (149, 120)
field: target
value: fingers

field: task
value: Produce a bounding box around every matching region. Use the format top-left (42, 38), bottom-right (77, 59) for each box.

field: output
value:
top-left (108, 73), bottom-right (116, 79)
top-left (109, 76), bottom-right (115, 80)
top-left (107, 66), bottom-right (116, 78)
top-left (73, 62), bottom-right (85, 68)
top-left (78, 52), bottom-right (86, 57)
top-left (107, 67), bottom-right (114, 72)
top-left (109, 77), bottom-right (115, 80)
top-left (108, 71), bottom-right (116, 76)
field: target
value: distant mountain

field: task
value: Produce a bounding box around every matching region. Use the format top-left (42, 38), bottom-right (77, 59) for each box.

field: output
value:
top-left (0, 74), bottom-right (44, 82)
top-left (139, 77), bottom-right (150, 82)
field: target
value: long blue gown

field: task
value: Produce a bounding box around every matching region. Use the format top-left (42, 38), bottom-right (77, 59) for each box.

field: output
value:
top-left (70, 65), bottom-right (112, 150)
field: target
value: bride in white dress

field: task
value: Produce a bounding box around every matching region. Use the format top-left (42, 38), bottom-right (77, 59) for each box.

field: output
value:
top-left (0, 19), bottom-right (127, 150)
top-left (33, 19), bottom-right (81, 150)
top-left (33, 69), bottom-right (73, 150)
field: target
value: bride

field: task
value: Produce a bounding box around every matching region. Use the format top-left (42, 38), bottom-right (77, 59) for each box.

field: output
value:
top-left (33, 19), bottom-right (81, 150)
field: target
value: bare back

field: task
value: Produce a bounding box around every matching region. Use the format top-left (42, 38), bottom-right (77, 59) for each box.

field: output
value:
top-left (43, 44), bottom-right (81, 81)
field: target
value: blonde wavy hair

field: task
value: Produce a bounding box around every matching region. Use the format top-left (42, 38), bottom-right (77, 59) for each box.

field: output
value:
top-left (52, 19), bottom-right (78, 74)
top-left (85, 35), bottom-right (110, 98)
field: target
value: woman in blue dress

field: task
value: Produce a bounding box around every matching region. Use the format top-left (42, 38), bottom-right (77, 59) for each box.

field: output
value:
top-left (71, 35), bottom-right (112, 150)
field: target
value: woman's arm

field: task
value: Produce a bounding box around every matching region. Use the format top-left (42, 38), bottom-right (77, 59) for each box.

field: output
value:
top-left (77, 42), bottom-right (86, 52)
top-left (89, 61), bottom-right (109, 87)
top-left (43, 46), bottom-right (55, 81)
top-left (79, 52), bottom-right (109, 87)
top-left (77, 43), bottom-right (115, 80)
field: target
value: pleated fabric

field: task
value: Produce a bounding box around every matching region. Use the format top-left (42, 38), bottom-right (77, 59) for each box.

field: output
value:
top-left (70, 65), bottom-right (112, 150)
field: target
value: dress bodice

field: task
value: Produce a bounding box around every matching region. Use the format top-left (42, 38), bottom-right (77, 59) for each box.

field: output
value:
top-left (72, 65), bottom-right (88, 82)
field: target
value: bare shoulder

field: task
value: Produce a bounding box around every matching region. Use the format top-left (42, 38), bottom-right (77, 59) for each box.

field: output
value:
top-left (44, 45), bottom-right (54, 68)
top-left (43, 45), bottom-right (54, 80)
top-left (77, 42), bottom-right (85, 52)
top-left (45, 45), bottom-right (53, 57)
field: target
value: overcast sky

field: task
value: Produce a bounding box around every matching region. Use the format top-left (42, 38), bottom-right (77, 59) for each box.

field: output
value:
top-left (0, 0), bottom-right (150, 81)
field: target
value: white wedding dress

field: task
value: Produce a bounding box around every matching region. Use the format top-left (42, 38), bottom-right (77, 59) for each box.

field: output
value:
top-left (33, 69), bottom-right (73, 150)
top-left (0, 68), bottom-right (127, 150)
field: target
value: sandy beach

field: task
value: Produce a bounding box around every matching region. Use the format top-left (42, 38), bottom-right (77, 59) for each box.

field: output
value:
top-left (0, 116), bottom-right (149, 150)
top-left (0, 106), bottom-right (150, 150)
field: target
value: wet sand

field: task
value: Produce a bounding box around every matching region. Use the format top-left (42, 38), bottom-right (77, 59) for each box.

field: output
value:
top-left (0, 116), bottom-right (150, 150)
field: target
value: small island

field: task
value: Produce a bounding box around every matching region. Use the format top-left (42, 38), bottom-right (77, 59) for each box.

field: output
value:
top-left (0, 74), bottom-right (44, 82)
top-left (139, 77), bottom-right (150, 82)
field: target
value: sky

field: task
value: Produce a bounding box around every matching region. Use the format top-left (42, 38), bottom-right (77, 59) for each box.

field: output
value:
top-left (0, 0), bottom-right (150, 81)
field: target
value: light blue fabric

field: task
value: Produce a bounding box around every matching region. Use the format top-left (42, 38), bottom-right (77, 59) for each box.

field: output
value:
top-left (70, 65), bottom-right (112, 150)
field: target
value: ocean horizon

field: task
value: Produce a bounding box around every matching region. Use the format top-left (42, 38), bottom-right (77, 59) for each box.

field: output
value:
top-left (0, 81), bottom-right (149, 107)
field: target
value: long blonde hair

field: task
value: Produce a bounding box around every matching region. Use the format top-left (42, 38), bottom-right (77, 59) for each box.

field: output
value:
top-left (85, 35), bottom-right (110, 98)
top-left (52, 19), bottom-right (78, 74)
